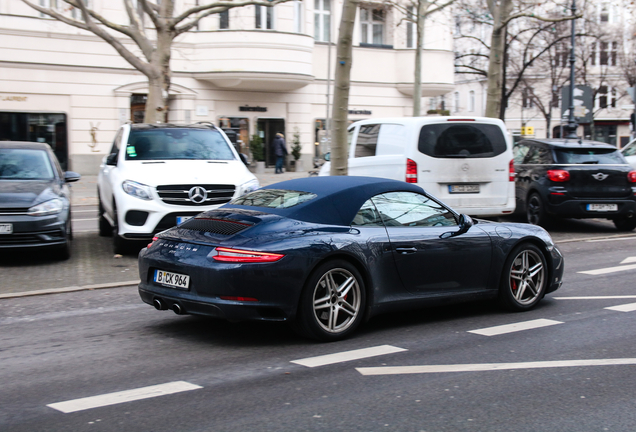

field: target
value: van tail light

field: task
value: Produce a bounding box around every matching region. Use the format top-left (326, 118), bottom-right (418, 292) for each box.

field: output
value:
top-left (406, 159), bottom-right (418, 183)
top-left (547, 169), bottom-right (570, 182)
top-left (509, 159), bottom-right (515, 181)
top-left (628, 171), bottom-right (636, 183)
top-left (212, 247), bottom-right (284, 263)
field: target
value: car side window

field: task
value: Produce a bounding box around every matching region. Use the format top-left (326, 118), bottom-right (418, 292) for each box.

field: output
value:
top-left (110, 129), bottom-right (123, 155)
top-left (523, 145), bottom-right (540, 164)
top-left (623, 143), bottom-right (636, 157)
top-left (371, 192), bottom-right (457, 227)
top-left (513, 144), bottom-right (529, 164)
top-left (351, 199), bottom-right (384, 227)
top-left (354, 124), bottom-right (380, 157)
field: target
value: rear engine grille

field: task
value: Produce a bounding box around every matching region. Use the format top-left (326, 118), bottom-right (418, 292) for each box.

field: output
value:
top-left (179, 217), bottom-right (254, 236)
top-left (156, 184), bottom-right (235, 206)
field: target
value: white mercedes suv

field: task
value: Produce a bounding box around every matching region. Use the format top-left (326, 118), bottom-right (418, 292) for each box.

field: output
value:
top-left (97, 123), bottom-right (260, 254)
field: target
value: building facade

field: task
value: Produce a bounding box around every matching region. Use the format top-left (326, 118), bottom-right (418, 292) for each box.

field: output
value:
top-left (0, 0), bottom-right (454, 173)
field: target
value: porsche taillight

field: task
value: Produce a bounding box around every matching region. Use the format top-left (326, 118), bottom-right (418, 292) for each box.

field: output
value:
top-left (212, 247), bottom-right (284, 263)
top-left (406, 158), bottom-right (418, 183)
top-left (547, 169), bottom-right (570, 182)
top-left (147, 236), bottom-right (159, 249)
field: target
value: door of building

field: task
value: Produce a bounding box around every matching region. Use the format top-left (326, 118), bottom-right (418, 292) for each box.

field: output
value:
top-left (257, 118), bottom-right (285, 167)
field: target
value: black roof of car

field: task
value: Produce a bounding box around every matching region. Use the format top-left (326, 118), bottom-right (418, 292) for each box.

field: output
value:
top-left (129, 123), bottom-right (216, 131)
top-left (518, 138), bottom-right (618, 150)
top-left (0, 141), bottom-right (52, 150)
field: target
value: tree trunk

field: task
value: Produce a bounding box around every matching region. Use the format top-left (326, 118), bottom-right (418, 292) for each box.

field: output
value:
top-left (485, 0), bottom-right (512, 118)
top-left (330, 0), bottom-right (359, 176)
top-left (546, 113), bottom-right (551, 138)
top-left (413, 0), bottom-right (429, 117)
top-left (498, 27), bottom-right (508, 120)
top-left (144, 23), bottom-right (173, 123)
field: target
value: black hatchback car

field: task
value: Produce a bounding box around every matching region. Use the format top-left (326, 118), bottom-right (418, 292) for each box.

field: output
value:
top-left (513, 138), bottom-right (636, 230)
top-left (0, 142), bottom-right (80, 259)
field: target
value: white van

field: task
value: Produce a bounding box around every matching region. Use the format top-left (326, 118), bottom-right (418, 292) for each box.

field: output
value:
top-left (319, 116), bottom-right (515, 216)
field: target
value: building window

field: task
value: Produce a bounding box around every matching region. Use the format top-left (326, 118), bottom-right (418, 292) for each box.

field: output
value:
top-left (406, 6), bottom-right (415, 48)
top-left (219, 10), bottom-right (229, 29)
top-left (255, 5), bottom-right (274, 29)
top-left (71, 0), bottom-right (91, 19)
top-left (597, 86), bottom-right (617, 109)
top-left (469, 90), bottom-right (475, 112)
top-left (360, 7), bottom-right (385, 45)
top-left (556, 44), bottom-right (568, 68)
top-left (39, 0), bottom-right (57, 17)
top-left (453, 92), bottom-right (460, 112)
top-left (314, 0), bottom-right (331, 42)
top-left (522, 88), bottom-right (534, 109)
top-left (600, 42), bottom-right (609, 65)
top-left (428, 97), bottom-right (436, 111)
top-left (294, 0), bottom-right (303, 33)
top-left (599, 2), bottom-right (610, 22)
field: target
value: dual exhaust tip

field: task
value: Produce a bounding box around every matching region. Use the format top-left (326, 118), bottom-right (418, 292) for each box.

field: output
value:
top-left (153, 298), bottom-right (184, 315)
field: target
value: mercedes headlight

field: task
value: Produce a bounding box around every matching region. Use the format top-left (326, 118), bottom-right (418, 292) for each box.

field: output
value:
top-left (238, 179), bottom-right (260, 196)
top-left (28, 198), bottom-right (64, 216)
top-left (122, 180), bottom-right (153, 201)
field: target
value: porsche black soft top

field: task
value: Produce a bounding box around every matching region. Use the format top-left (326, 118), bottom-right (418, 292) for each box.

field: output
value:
top-left (223, 176), bottom-right (427, 226)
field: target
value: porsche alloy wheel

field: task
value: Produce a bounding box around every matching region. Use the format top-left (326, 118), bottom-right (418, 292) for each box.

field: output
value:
top-left (499, 244), bottom-right (547, 311)
top-left (296, 260), bottom-right (366, 341)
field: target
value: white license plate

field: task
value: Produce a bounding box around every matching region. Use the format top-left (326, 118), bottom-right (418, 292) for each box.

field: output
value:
top-left (0, 224), bottom-right (12, 234)
top-left (154, 269), bottom-right (190, 289)
top-left (176, 216), bottom-right (192, 225)
top-left (449, 184), bottom-right (480, 194)
top-left (587, 204), bottom-right (618, 212)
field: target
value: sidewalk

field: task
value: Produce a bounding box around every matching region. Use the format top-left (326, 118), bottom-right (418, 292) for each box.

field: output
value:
top-left (71, 167), bottom-right (311, 206)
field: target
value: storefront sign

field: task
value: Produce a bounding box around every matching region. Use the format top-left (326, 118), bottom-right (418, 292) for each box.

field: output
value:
top-left (1, 95), bottom-right (28, 102)
top-left (239, 105), bottom-right (267, 112)
top-left (349, 109), bottom-right (371, 115)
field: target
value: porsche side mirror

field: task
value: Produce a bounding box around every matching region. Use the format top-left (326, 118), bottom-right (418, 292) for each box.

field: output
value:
top-left (106, 153), bottom-right (118, 166)
top-left (440, 214), bottom-right (473, 239)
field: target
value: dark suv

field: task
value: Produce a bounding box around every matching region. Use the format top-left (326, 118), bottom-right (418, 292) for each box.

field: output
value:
top-left (513, 139), bottom-right (636, 231)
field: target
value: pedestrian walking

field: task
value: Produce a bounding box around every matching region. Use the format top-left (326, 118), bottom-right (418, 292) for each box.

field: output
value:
top-left (273, 132), bottom-right (287, 174)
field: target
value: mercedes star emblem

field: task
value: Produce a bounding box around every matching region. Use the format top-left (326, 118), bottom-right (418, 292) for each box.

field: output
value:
top-left (592, 173), bottom-right (609, 181)
top-left (188, 186), bottom-right (207, 204)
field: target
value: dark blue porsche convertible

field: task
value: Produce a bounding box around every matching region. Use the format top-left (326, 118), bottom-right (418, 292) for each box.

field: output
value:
top-left (138, 176), bottom-right (564, 341)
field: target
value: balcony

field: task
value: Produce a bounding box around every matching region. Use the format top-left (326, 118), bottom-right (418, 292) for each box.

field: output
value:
top-left (189, 30), bottom-right (315, 91)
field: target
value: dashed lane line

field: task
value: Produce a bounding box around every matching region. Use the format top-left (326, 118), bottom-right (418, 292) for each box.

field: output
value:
top-left (467, 319), bottom-right (563, 337)
top-left (291, 345), bottom-right (407, 368)
top-left (47, 381), bottom-right (202, 413)
top-left (578, 263), bottom-right (636, 276)
top-left (605, 302), bottom-right (636, 312)
top-left (356, 358), bottom-right (636, 376)
top-left (555, 295), bottom-right (636, 300)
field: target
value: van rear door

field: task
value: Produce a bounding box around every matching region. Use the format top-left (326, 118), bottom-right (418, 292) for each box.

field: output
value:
top-left (414, 121), bottom-right (514, 215)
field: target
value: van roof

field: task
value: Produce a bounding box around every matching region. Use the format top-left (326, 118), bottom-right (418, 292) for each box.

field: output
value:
top-left (348, 116), bottom-right (506, 128)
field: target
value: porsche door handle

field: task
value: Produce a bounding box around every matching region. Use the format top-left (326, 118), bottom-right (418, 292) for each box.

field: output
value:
top-left (395, 247), bottom-right (417, 254)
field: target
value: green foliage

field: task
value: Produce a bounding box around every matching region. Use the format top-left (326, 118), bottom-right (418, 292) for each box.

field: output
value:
top-left (291, 129), bottom-right (302, 161)
top-left (250, 134), bottom-right (265, 162)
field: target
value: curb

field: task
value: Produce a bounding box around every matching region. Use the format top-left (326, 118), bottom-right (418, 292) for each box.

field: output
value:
top-left (0, 280), bottom-right (139, 300)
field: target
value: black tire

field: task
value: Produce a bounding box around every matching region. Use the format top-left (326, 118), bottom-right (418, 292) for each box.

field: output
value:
top-left (295, 260), bottom-right (366, 342)
top-left (526, 193), bottom-right (551, 227)
top-left (112, 201), bottom-right (128, 255)
top-left (499, 243), bottom-right (548, 311)
top-left (613, 216), bottom-right (636, 232)
top-left (98, 190), bottom-right (112, 237)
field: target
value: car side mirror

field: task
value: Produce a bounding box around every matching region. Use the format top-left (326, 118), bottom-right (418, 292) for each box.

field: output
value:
top-left (324, 152), bottom-right (331, 162)
top-left (239, 153), bottom-right (249, 166)
top-left (64, 171), bottom-right (81, 183)
top-left (440, 214), bottom-right (473, 239)
top-left (106, 153), bottom-right (118, 166)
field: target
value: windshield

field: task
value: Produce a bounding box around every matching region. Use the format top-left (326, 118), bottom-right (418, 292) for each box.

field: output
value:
top-left (125, 128), bottom-right (236, 161)
top-left (554, 148), bottom-right (626, 164)
top-left (0, 149), bottom-right (54, 180)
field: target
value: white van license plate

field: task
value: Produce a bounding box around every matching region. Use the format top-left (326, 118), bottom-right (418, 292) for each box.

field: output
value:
top-left (587, 204), bottom-right (618, 212)
top-left (154, 270), bottom-right (190, 289)
top-left (0, 224), bottom-right (12, 234)
top-left (449, 184), bottom-right (480, 194)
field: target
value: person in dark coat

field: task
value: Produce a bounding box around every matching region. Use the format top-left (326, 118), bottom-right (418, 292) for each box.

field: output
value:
top-left (273, 133), bottom-right (287, 174)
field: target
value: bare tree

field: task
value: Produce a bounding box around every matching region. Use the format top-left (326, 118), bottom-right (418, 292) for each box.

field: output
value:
top-left (21, 0), bottom-right (293, 123)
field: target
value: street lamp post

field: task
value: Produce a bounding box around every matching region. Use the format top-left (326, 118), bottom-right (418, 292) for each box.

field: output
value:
top-left (565, 0), bottom-right (578, 139)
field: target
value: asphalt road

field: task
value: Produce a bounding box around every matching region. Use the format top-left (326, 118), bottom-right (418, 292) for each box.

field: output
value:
top-left (1, 227), bottom-right (636, 431)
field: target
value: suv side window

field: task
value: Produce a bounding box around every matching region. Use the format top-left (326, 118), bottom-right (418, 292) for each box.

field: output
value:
top-left (524, 145), bottom-right (553, 164)
top-left (513, 143), bottom-right (529, 164)
top-left (355, 124), bottom-right (380, 157)
top-left (110, 128), bottom-right (123, 155)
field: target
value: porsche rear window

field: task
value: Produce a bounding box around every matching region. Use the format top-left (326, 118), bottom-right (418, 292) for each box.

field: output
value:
top-left (231, 189), bottom-right (317, 209)
top-left (554, 148), bottom-right (625, 164)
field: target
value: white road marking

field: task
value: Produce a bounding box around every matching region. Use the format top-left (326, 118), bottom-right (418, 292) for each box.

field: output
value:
top-left (47, 381), bottom-right (202, 413)
top-left (605, 302), bottom-right (636, 312)
top-left (72, 218), bottom-right (98, 222)
top-left (468, 319), bottom-right (563, 336)
top-left (578, 263), bottom-right (636, 275)
top-left (585, 237), bottom-right (636, 243)
top-left (356, 358), bottom-right (636, 376)
top-left (555, 295), bottom-right (636, 300)
top-left (621, 257), bottom-right (636, 264)
top-left (72, 209), bottom-right (97, 213)
top-left (291, 345), bottom-right (407, 368)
